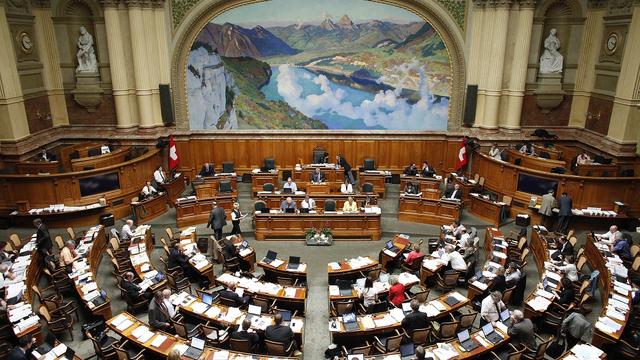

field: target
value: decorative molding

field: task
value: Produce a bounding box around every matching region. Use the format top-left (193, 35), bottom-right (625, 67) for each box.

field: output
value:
top-left (435, 0), bottom-right (466, 30)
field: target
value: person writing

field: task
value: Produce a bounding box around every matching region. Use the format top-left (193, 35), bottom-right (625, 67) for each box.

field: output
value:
top-left (340, 179), bottom-right (353, 194)
top-left (280, 197), bottom-right (297, 212)
top-left (342, 196), bottom-right (358, 213)
top-left (59, 240), bottom-right (80, 272)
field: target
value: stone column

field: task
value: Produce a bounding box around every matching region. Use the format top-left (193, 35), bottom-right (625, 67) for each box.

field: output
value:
top-left (126, 0), bottom-right (154, 127)
top-left (0, 0), bottom-right (29, 140)
top-left (568, 1), bottom-right (607, 128)
top-left (102, 0), bottom-right (135, 128)
top-left (501, 0), bottom-right (536, 130)
top-left (32, 0), bottom-right (68, 127)
top-left (607, 4), bottom-right (640, 144)
top-left (474, 2), bottom-right (493, 126)
top-left (143, 2), bottom-right (161, 125)
top-left (481, 0), bottom-right (512, 129)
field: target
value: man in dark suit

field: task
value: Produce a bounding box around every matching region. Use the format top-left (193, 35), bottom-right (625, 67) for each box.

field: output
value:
top-left (311, 168), bottom-right (325, 183)
top-left (401, 300), bottom-right (429, 334)
top-left (121, 271), bottom-right (152, 301)
top-left (148, 291), bottom-right (173, 331)
top-left (207, 202), bottom-right (226, 240)
top-left (220, 282), bottom-right (250, 307)
top-left (199, 162), bottom-right (215, 177)
top-left (231, 318), bottom-right (260, 350)
top-left (556, 192), bottom-right (572, 234)
top-left (507, 310), bottom-right (537, 351)
top-left (265, 313), bottom-right (301, 355)
top-left (443, 184), bottom-right (462, 200)
top-left (8, 335), bottom-right (35, 360)
top-left (33, 218), bottom-right (52, 258)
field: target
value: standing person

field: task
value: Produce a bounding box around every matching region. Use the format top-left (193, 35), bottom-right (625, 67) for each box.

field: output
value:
top-left (33, 218), bottom-right (52, 258)
top-left (557, 192), bottom-right (572, 234)
top-left (207, 202), bottom-right (226, 241)
top-left (230, 202), bottom-right (242, 236)
top-left (538, 189), bottom-right (556, 229)
top-left (337, 154), bottom-right (355, 184)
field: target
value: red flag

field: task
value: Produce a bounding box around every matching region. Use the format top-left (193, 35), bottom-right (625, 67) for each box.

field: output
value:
top-left (168, 136), bottom-right (179, 171)
top-left (455, 138), bottom-right (467, 171)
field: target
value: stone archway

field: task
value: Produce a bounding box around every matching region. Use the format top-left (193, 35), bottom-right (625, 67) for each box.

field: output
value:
top-left (170, 0), bottom-right (467, 132)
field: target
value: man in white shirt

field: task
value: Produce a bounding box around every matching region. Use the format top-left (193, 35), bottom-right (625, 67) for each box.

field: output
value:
top-left (162, 288), bottom-right (176, 318)
top-left (283, 177), bottom-right (297, 192)
top-left (442, 244), bottom-right (467, 271)
top-left (153, 166), bottom-right (166, 184)
top-left (141, 181), bottom-right (157, 197)
top-left (301, 195), bottom-right (315, 210)
top-left (121, 219), bottom-right (135, 241)
top-left (480, 291), bottom-right (506, 326)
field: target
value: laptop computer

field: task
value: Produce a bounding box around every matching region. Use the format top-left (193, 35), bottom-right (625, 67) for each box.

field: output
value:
top-left (342, 312), bottom-right (359, 331)
top-left (337, 279), bottom-right (353, 296)
top-left (400, 342), bottom-right (416, 359)
top-left (385, 240), bottom-right (399, 253)
top-left (282, 187), bottom-right (293, 194)
top-left (183, 337), bottom-right (205, 359)
top-left (263, 250), bottom-right (277, 264)
top-left (457, 329), bottom-right (479, 352)
top-left (481, 323), bottom-right (504, 344)
top-left (246, 304), bottom-right (262, 321)
top-left (202, 293), bottom-right (213, 306)
top-left (286, 256), bottom-right (301, 270)
top-left (285, 207), bottom-right (295, 213)
top-left (500, 309), bottom-right (512, 326)
top-left (299, 207), bottom-right (310, 213)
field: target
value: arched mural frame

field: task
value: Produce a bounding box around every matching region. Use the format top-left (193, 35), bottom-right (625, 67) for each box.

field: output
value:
top-left (170, 0), bottom-right (467, 133)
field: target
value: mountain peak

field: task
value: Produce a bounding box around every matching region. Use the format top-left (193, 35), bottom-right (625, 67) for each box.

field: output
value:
top-left (338, 15), bottom-right (357, 30)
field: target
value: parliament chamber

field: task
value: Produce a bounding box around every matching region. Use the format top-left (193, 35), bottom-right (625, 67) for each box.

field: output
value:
top-left (1, 0), bottom-right (640, 359)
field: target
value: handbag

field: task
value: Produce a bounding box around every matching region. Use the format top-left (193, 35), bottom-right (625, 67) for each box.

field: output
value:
top-left (545, 335), bottom-right (566, 358)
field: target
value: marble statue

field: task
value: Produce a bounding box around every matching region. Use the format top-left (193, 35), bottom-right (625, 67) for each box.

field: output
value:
top-left (539, 28), bottom-right (563, 74)
top-left (76, 26), bottom-right (98, 73)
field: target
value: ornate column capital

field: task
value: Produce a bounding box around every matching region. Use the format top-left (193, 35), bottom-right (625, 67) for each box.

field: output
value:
top-left (519, 0), bottom-right (538, 9)
top-left (100, 0), bottom-right (121, 8)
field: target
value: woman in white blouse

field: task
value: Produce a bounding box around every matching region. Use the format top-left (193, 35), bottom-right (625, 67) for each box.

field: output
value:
top-left (340, 179), bottom-right (353, 194)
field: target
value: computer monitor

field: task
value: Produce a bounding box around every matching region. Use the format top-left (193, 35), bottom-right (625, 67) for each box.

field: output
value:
top-left (264, 158), bottom-right (275, 171)
top-left (201, 293), bottom-right (213, 306)
top-left (363, 158), bottom-right (375, 171)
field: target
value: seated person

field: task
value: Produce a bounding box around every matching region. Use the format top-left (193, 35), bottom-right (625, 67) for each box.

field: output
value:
top-left (280, 197), bottom-right (297, 212)
top-left (199, 162), bottom-right (215, 177)
top-left (121, 271), bottom-right (152, 301)
top-left (387, 275), bottom-right (405, 306)
top-left (576, 151), bottom-right (591, 165)
top-left (282, 177), bottom-right (297, 192)
top-left (613, 232), bottom-right (632, 260)
top-left (489, 143), bottom-right (502, 160)
top-left (310, 168), bottom-right (325, 183)
top-left (554, 276), bottom-right (576, 306)
top-left (553, 255), bottom-right (579, 282)
top-left (342, 196), bottom-right (359, 213)
top-left (266, 314), bottom-right (301, 356)
top-left (340, 179), bottom-right (353, 194)
top-left (140, 181), bottom-right (158, 199)
top-left (121, 219), bottom-right (135, 241)
top-left (301, 195), bottom-right (315, 210)
top-left (404, 163), bottom-right (418, 176)
top-left (442, 244), bottom-right (467, 271)
top-left (220, 282), bottom-right (250, 307)
top-left (443, 184), bottom-right (462, 200)
top-left (404, 244), bottom-right (424, 265)
top-left (231, 319), bottom-right (260, 350)
top-left (420, 161), bottom-right (434, 177)
top-left (149, 290), bottom-right (174, 331)
top-left (59, 240), bottom-right (80, 272)
top-left (505, 262), bottom-right (522, 287)
top-left (401, 299), bottom-right (429, 334)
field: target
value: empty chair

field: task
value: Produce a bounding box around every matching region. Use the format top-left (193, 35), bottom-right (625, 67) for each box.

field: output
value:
top-left (222, 161), bottom-right (235, 173)
top-left (263, 183), bottom-right (275, 192)
top-left (324, 199), bottom-right (337, 212)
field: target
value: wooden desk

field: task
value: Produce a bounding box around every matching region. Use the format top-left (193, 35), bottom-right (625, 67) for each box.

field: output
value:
top-left (469, 194), bottom-right (507, 226)
top-left (398, 196), bottom-right (460, 225)
top-left (252, 172), bottom-right (279, 196)
top-left (175, 195), bottom-right (235, 228)
top-left (160, 176), bottom-right (185, 205)
top-left (399, 175), bottom-right (441, 192)
top-left (254, 211), bottom-right (382, 241)
top-left (193, 175), bottom-right (238, 198)
top-left (70, 225), bottom-right (113, 319)
top-left (359, 172), bottom-right (387, 198)
top-left (70, 146), bottom-right (131, 171)
top-left (575, 163), bottom-right (619, 176)
top-left (255, 193), bottom-right (378, 211)
top-left (15, 160), bottom-right (60, 174)
top-left (327, 256), bottom-right (379, 284)
top-left (11, 203), bottom-right (108, 228)
top-left (378, 235), bottom-right (411, 270)
top-left (131, 192), bottom-right (168, 225)
top-left (506, 148), bottom-right (566, 172)
top-left (216, 272), bottom-right (306, 313)
top-left (257, 256), bottom-right (308, 283)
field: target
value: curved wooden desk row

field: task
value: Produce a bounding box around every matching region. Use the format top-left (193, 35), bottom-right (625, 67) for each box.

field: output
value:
top-left (175, 195), bottom-right (235, 228)
top-left (106, 312), bottom-right (298, 359)
top-left (255, 193), bottom-right (379, 211)
top-left (68, 225), bottom-right (113, 319)
top-left (0, 148), bottom-right (161, 220)
top-left (585, 234), bottom-right (633, 347)
top-left (398, 196), bottom-right (461, 225)
top-left (254, 211), bottom-right (382, 241)
top-left (472, 151), bottom-right (640, 215)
